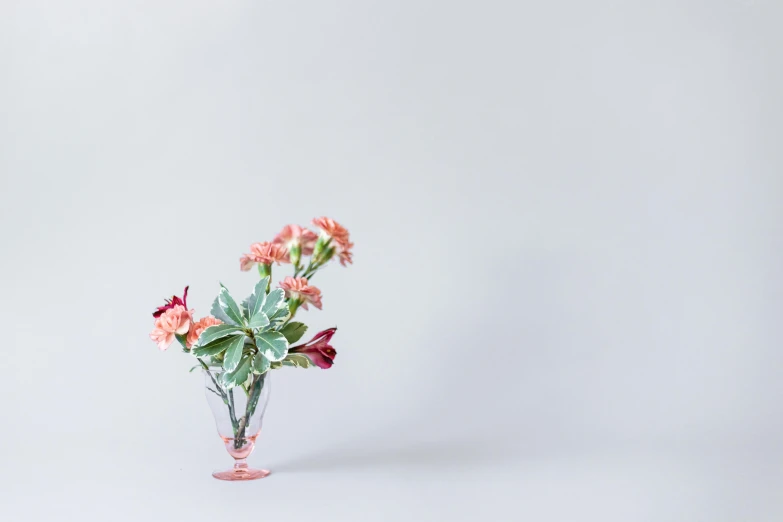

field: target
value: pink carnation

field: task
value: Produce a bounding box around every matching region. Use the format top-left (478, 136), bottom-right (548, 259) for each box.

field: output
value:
top-left (336, 240), bottom-right (354, 266)
top-left (149, 327), bottom-right (173, 352)
top-left (312, 217), bottom-right (350, 244)
top-left (279, 276), bottom-right (323, 310)
top-left (239, 241), bottom-right (290, 271)
top-left (149, 305), bottom-right (193, 351)
top-left (273, 225), bottom-right (318, 255)
top-left (312, 217), bottom-right (353, 266)
top-left (186, 316), bottom-right (223, 349)
top-left (239, 254), bottom-right (255, 271)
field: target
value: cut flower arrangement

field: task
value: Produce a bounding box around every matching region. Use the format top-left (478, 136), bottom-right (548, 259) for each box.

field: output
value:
top-left (149, 217), bottom-right (353, 481)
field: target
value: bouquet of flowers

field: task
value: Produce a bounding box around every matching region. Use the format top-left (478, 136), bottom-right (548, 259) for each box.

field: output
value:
top-left (148, 216), bottom-right (353, 480)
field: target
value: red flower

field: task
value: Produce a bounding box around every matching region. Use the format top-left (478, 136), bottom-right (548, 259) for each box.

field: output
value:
top-left (289, 328), bottom-right (338, 369)
top-left (152, 286), bottom-right (189, 318)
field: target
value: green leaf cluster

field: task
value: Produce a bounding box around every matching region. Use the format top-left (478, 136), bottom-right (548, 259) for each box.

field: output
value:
top-left (191, 277), bottom-right (307, 388)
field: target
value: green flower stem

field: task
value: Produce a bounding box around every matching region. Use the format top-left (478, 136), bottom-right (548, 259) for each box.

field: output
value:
top-left (199, 359), bottom-right (240, 439)
top-left (299, 260), bottom-right (314, 280)
top-left (227, 388), bottom-right (241, 436)
top-left (246, 373), bottom-right (265, 418)
top-left (233, 373), bottom-right (266, 449)
top-left (287, 298), bottom-right (302, 321)
top-left (199, 360), bottom-right (225, 403)
top-left (300, 258), bottom-right (325, 281)
top-left (258, 264), bottom-right (272, 292)
top-left (298, 237), bottom-right (332, 281)
top-left (235, 414), bottom-right (247, 448)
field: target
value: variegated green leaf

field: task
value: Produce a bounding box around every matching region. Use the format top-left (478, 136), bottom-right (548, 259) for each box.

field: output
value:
top-left (282, 353), bottom-right (315, 368)
top-left (221, 355), bottom-right (252, 389)
top-left (194, 324), bottom-right (244, 348)
top-left (270, 307), bottom-right (291, 326)
top-left (211, 295), bottom-right (236, 326)
top-left (247, 310), bottom-right (270, 330)
top-left (270, 361), bottom-right (283, 370)
top-left (216, 284), bottom-right (245, 326)
top-left (252, 353), bottom-right (271, 374)
top-left (239, 371), bottom-right (255, 389)
top-left (222, 335), bottom-right (247, 372)
top-left (261, 288), bottom-right (286, 320)
top-left (191, 333), bottom-right (244, 358)
top-left (279, 322), bottom-right (307, 343)
top-left (254, 330), bottom-right (289, 362)
top-left (243, 277), bottom-right (269, 320)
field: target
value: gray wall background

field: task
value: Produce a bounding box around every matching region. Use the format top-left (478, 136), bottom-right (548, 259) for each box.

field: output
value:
top-left (1, 1), bottom-right (781, 520)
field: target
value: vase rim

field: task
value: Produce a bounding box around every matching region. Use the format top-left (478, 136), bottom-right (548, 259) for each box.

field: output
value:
top-left (202, 365), bottom-right (272, 375)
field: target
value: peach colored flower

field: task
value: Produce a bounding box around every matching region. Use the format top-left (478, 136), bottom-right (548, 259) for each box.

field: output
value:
top-left (149, 305), bottom-right (192, 351)
top-left (149, 326), bottom-right (174, 351)
top-left (312, 217), bottom-right (353, 266)
top-left (239, 241), bottom-right (290, 271)
top-left (279, 276), bottom-right (323, 310)
top-left (336, 240), bottom-right (354, 266)
top-left (160, 305), bottom-right (192, 334)
top-left (186, 316), bottom-right (223, 349)
top-left (312, 217), bottom-right (350, 244)
top-left (273, 225), bottom-right (318, 255)
top-left (239, 254), bottom-right (255, 271)
top-left (252, 242), bottom-right (290, 265)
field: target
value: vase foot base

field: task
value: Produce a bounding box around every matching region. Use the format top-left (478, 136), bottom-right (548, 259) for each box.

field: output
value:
top-left (212, 468), bottom-right (271, 481)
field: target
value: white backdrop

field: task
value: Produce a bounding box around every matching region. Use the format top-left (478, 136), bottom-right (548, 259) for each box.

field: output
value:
top-left (1, 1), bottom-right (781, 520)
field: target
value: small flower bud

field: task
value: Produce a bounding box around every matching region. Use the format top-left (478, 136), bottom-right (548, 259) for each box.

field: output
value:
top-left (257, 263), bottom-right (272, 279)
top-left (289, 244), bottom-right (302, 267)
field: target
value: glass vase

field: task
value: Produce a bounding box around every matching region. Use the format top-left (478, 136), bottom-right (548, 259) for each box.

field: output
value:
top-left (203, 367), bottom-right (272, 480)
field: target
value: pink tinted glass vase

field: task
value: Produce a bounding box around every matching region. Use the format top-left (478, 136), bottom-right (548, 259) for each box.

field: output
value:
top-left (203, 367), bottom-right (272, 481)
